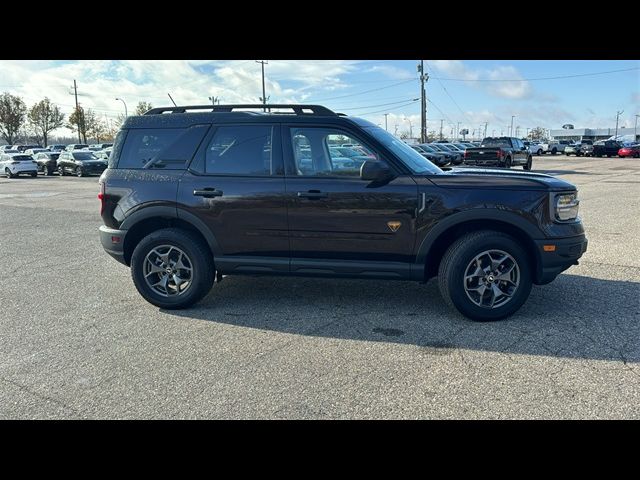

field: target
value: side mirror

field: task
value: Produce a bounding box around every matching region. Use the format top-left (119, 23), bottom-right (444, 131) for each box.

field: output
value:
top-left (360, 159), bottom-right (393, 182)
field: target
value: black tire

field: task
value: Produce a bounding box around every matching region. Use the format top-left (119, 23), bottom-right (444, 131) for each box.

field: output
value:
top-left (607, 154), bottom-right (611, 158)
top-left (58, 166), bottom-right (66, 176)
top-left (504, 156), bottom-right (512, 168)
top-left (42, 166), bottom-right (49, 176)
top-left (438, 231), bottom-right (533, 321)
top-left (551, 148), bottom-right (557, 155)
top-left (130, 228), bottom-right (215, 310)
top-left (30, 171), bottom-right (37, 177)
top-left (537, 149), bottom-right (542, 156)
top-left (523, 155), bottom-right (532, 171)
top-left (634, 152), bottom-right (639, 158)
top-left (76, 167), bottom-right (83, 177)
top-left (5, 168), bottom-right (14, 179)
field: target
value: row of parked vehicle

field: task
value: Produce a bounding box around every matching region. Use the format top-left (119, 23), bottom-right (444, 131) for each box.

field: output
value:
top-left (0, 143), bottom-right (112, 178)
top-left (563, 140), bottom-right (640, 158)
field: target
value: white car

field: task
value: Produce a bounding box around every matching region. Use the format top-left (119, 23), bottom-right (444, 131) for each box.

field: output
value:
top-left (523, 141), bottom-right (545, 156)
top-left (0, 152), bottom-right (39, 178)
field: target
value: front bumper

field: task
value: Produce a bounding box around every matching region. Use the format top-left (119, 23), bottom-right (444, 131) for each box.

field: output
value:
top-left (534, 234), bottom-right (588, 284)
top-left (99, 225), bottom-right (128, 265)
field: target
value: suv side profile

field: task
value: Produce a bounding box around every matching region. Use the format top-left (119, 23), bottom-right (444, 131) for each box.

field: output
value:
top-left (98, 104), bottom-right (587, 321)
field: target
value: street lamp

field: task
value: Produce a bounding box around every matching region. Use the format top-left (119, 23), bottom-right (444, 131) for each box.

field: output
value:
top-left (635, 114), bottom-right (639, 142)
top-left (115, 97), bottom-right (128, 117)
top-left (510, 115), bottom-right (516, 136)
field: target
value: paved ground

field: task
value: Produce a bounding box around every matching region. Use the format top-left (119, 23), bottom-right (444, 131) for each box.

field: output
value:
top-left (1, 155), bottom-right (638, 419)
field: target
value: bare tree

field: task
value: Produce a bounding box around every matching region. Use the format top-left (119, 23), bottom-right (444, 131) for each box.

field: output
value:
top-left (0, 92), bottom-right (27, 145)
top-left (135, 101), bottom-right (153, 116)
top-left (28, 97), bottom-right (65, 147)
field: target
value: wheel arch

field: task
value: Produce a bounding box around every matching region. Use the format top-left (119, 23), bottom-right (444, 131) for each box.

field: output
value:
top-left (416, 211), bottom-right (543, 282)
top-left (120, 206), bottom-right (221, 265)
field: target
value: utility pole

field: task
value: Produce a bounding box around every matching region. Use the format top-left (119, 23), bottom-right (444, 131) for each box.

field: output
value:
top-left (484, 122), bottom-right (488, 139)
top-left (208, 96), bottom-right (220, 105)
top-left (394, 124), bottom-right (399, 136)
top-left (635, 114), bottom-right (639, 142)
top-left (510, 115), bottom-right (516, 136)
top-left (256, 60), bottom-right (268, 112)
top-left (418, 61), bottom-right (428, 143)
top-left (456, 122), bottom-right (461, 141)
top-left (73, 79), bottom-right (81, 143)
top-left (384, 113), bottom-right (389, 131)
top-left (615, 110), bottom-right (624, 140)
top-left (439, 119), bottom-right (444, 141)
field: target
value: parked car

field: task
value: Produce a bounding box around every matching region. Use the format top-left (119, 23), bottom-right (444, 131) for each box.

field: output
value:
top-left (34, 151), bottom-right (61, 175)
top-left (16, 144), bottom-right (42, 152)
top-left (523, 141), bottom-right (544, 156)
top-left (428, 143), bottom-right (463, 165)
top-left (57, 151), bottom-right (108, 177)
top-left (329, 146), bottom-right (373, 168)
top-left (65, 144), bottom-right (89, 151)
top-left (564, 141), bottom-right (593, 157)
top-left (93, 143), bottom-right (113, 150)
top-left (94, 148), bottom-right (112, 160)
top-left (464, 137), bottom-right (532, 169)
top-left (618, 144), bottom-right (640, 158)
top-left (541, 140), bottom-right (572, 155)
top-left (47, 144), bottom-right (67, 151)
top-left (87, 145), bottom-right (103, 151)
top-left (98, 103), bottom-right (587, 322)
top-left (593, 140), bottom-right (623, 157)
top-left (24, 148), bottom-right (48, 156)
top-left (417, 144), bottom-right (453, 166)
top-left (0, 152), bottom-right (38, 178)
top-left (410, 145), bottom-right (448, 167)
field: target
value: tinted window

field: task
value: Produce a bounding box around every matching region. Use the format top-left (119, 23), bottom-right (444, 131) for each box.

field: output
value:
top-left (205, 125), bottom-right (273, 175)
top-left (117, 126), bottom-right (208, 169)
top-left (72, 152), bottom-right (98, 160)
top-left (365, 127), bottom-right (442, 174)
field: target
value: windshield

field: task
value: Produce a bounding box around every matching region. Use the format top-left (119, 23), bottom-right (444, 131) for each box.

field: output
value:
top-left (72, 152), bottom-right (98, 160)
top-left (13, 155), bottom-right (33, 161)
top-left (481, 138), bottom-right (511, 148)
top-left (365, 127), bottom-right (442, 174)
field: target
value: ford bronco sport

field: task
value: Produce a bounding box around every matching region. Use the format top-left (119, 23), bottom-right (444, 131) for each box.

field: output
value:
top-left (98, 104), bottom-right (587, 321)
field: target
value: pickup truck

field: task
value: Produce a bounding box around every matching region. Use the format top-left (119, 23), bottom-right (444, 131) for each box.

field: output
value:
top-left (524, 141), bottom-right (544, 156)
top-left (592, 140), bottom-right (623, 157)
top-left (463, 136), bottom-right (532, 170)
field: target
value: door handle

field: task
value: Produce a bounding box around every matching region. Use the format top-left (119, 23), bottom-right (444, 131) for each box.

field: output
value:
top-left (193, 188), bottom-right (223, 198)
top-left (297, 191), bottom-right (328, 199)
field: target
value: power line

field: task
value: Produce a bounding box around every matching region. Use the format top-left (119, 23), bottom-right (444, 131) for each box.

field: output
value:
top-left (425, 61), bottom-right (468, 120)
top-left (337, 98), bottom-right (420, 112)
top-left (429, 66), bottom-right (640, 82)
top-left (352, 99), bottom-right (420, 117)
top-left (307, 79), bottom-right (415, 102)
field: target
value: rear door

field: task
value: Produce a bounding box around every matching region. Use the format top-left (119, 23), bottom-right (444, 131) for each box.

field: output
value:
top-left (177, 123), bottom-right (289, 273)
top-left (282, 124), bottom-right (418, 275)
top-left (512, 138), bottom-right (527, 165)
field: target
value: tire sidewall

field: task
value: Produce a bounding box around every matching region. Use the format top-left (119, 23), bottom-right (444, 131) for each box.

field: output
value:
top-left (444, 234), bottom-right (532, 321)
top-left (130, 230), bottom-right (213, 309)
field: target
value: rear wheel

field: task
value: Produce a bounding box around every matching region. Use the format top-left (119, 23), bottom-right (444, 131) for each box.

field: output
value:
top-left (130, 228), bottom-right (215, 309)
top-left (504, 157), bottom-right (512, 168)
top-left (438, 231), bottom-right (533, 321)
top-left (523, 156), bottom-right (532, 170)
top-left (30, 171), bottom-right (37, 177)
top-left (537, 149), bottom-right (543, 156)
top-left (634, 152), bottom-right (639, 158)
top-left (5, 168), bottom-right (14, 179)
top-left (58, 166), bottom-right (66, 176)
top-left (551, 148), bottom-right (557, 155)
top-left (76, 167), bottom-right (84, 177)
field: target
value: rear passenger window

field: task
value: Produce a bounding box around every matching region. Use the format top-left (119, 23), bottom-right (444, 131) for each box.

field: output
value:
top-left (116, 125), bottom-right (208, 169)
top-left (205, 125), bottom-right (273, 175)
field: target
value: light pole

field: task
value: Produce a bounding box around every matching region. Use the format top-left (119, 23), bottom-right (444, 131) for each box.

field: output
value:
top-left (615, 110), bottom-right (624, 140)
top-left (384, 113), bottom-right (389, 131)
top-left (115, 98), bottom-right (128, 117)
top-left (405, 116), bottom-right (413, 138)
top-left (635, 114), bottom-right (639, 142)
top-left (456, 122), bottom-right (461, 141)
top-left (256, 60), bottom-right (268, 111)
top-left (510, 115), bottom-right (516, 136)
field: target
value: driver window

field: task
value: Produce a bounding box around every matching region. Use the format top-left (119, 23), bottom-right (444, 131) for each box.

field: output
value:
top-left (290, 128), bottom-right (379, 177)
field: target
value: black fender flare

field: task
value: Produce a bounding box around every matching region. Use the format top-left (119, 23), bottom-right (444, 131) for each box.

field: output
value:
top-left (414, 209), bottom-right (545, 267)
top-left (120, 205), bottom-right (222, 256)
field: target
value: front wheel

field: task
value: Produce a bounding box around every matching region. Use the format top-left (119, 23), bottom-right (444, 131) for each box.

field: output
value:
top-left (438, 231), bottom-right (533, 321)
top-left (523, 156), bottom-right (532, 170)
top-left (551, 148), bottom-right (557, 155)
top-left (5, 168), bottom-right (14, 179)
top-left (537, 149), bottom-right (543, 156)
top-left (76, 167), bottom-right (84, 177)
top-left (130, 228), bottom-right (215, 309)
top-left (30, 171), bottom-right (37, 177)
top-left (58, 166), bottom-right (66, 176)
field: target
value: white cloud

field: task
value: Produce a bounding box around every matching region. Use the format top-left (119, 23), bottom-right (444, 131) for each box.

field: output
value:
top-left (365, 65), bottom-right (413, 80)
top-left (429, 61), bottom-right (479, 81)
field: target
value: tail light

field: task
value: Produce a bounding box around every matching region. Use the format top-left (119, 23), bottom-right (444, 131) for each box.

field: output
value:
top-left (496, 149), bottom-right (504, 159)
top-left (464, 150), bottom-right (468, 159)
top-left (98, 182), bottom-right (105, 215)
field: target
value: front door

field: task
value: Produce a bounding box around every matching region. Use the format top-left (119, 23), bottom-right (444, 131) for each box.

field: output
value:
top-left (283, 125), bottom-right (418, 277)
top-left (177, 123), bottom-right (289, 274)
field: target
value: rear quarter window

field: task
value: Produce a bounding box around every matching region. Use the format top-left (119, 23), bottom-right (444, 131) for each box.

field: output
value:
top-left (113, 125), bottom-right (209, 170)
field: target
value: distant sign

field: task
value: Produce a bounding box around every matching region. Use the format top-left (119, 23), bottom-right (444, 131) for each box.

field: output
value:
top-left (562, 124), bottom-right (574, 129)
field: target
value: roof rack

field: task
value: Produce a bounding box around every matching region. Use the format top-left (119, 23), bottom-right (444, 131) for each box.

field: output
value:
top-left (144, 104), bottom-right (336, 116)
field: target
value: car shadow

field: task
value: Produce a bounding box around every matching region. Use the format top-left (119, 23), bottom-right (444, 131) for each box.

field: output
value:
top-left (533, 169), bottom-right (599, 175)
top-left (164, 273), bottom-right (639, 364)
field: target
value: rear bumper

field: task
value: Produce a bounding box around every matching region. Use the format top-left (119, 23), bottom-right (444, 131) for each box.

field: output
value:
top-left (99, 225), bottom-right (128, 265)
top-left (534, 234), bottom-right (588, 284)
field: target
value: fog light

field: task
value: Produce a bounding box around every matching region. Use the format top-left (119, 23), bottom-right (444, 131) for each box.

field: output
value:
top-left (111, 236), bottom-right (121, 244)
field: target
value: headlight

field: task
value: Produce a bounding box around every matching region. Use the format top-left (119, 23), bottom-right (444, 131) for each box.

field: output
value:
top-left (555, 193), bottom-right (579, 221)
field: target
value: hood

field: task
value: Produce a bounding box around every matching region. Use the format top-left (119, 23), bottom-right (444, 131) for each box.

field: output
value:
top-left (427, 167), bottom-right (576, 191)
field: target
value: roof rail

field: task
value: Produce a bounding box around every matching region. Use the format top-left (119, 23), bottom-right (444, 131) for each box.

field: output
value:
top-left (144, 104), bottom-right (336, 116)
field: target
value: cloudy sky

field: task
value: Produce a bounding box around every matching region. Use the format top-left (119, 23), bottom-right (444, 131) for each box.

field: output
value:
top-left (1, 59), bottom-right (638, 138)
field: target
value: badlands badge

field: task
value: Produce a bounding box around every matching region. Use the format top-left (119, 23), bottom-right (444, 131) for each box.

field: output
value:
top-left (387, 221), bottom-right (401, 232)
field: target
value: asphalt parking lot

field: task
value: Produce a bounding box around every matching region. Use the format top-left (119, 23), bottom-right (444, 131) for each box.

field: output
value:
top-left (1, 155), bottom-right (638, 419)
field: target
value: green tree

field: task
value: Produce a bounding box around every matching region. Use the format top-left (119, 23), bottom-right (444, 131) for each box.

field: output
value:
top-left (135, 101), bottom-right (153, 116)
top-left (0, 92), bottom-right (27, 144)
top-left (67, 106), bottom-right (88, 143)
top-left (28, 98), bottom-right (65, 147)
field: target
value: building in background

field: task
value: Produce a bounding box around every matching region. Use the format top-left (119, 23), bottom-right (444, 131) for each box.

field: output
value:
top-left (549, 127), bottom-right (638, 143)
